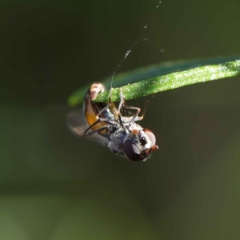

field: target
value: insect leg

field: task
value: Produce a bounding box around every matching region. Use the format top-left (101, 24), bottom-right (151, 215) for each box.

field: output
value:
top-left (95, 102), bottom-right (111, 118)
top-left (84, 126), bottom-right (109, 136)
top-left (83, 118), bottom-right (116, 136)
top-left (116, 88), bottom-right (127, 130)
top-left (122, 96), bottom-right (153, 124)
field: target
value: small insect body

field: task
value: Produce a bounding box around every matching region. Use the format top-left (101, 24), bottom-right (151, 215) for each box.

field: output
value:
top-left (83, 82), bottom-right (114, 135)
top-left (68, 82), bottom-right (158, 161)
top-left (67, 82), bottom-right (112, 146)
top-left (107, 122), bottom-right (158, 161)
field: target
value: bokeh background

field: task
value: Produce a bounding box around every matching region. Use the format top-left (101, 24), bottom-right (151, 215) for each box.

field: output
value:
top-left (1, 0), bottom-right (240, 239)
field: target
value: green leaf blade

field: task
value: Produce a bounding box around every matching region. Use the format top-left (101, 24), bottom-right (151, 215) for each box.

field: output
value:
top-left (95, 59), bottom-right (240, 102)
top-left (68, 56), bottom-right (240, 106)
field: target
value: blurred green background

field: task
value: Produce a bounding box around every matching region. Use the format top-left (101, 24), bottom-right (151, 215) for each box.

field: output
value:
top-left (1, 0), bottom-right (240, 239)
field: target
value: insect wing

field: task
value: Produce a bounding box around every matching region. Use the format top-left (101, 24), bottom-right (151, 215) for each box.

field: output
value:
top-left (67, 109), bottom-right (87, 136)
top-left (67, 109), bottom-right (109, 145)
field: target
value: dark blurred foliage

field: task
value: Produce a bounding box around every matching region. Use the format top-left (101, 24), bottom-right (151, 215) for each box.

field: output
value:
top-left (1, 0), bottom-right (240, 239)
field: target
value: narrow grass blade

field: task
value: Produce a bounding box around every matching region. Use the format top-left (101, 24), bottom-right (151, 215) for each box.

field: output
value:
top-left (68, 56), bottom-right (240, 105)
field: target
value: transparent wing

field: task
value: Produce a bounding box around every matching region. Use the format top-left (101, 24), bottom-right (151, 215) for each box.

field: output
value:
top-left (67, 108), bottom-right (109, 145)
top-left (67, 109), bottom-right (87, 136)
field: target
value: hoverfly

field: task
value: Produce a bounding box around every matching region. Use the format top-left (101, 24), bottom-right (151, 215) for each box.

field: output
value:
top-left (68, 82), bottom-right (158, 161)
